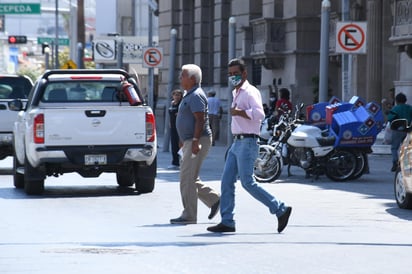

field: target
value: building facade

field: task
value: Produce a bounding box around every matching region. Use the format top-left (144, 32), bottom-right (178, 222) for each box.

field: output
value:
top-left (155, 0), bottom-right (412, 142)
top-left (390, 0), bottom-right (412, 100)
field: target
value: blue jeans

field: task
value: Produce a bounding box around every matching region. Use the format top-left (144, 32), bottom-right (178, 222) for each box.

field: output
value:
top-left (391, 131), bottom-right (407, 163)
top-left (220, 137), bottom-right (287, 227)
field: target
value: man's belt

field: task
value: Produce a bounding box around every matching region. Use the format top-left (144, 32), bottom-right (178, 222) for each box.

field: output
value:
top-left (233, 134), bottom-right (259, 140)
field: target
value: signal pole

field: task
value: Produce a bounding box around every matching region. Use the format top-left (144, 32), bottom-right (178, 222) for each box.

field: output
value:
top-left (54, 0), bottom-right (59, 68)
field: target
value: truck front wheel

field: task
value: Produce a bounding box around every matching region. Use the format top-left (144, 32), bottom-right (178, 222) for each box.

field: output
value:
top-left (13, 154), bottom-right (24, 189)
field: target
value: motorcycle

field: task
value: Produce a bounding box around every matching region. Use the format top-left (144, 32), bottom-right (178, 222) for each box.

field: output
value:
top-left (254, 103), bottom-right (366, 183)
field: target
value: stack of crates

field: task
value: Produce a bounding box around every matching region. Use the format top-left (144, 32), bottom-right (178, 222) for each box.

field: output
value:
top-left (305, 96), bottom-right (384, 147)
top-left (306, 96), bottom-right (341, 128)
top-left (328, 97), bottom-right (383, 147)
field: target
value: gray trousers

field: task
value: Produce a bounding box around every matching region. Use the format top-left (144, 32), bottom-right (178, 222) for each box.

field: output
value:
top-left (179, 135), bottom-right (220, 221)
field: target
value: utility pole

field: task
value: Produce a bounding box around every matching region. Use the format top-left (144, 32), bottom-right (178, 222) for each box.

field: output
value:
top-left (77, 0), bottom-right (85, 46)
top-left (319, 0), bottom-right (330, 103)
top-left (341, 0), bottom-right (352, 101)
top-left (77, 0), bottom-right (85, 68)
top-left (147, 3), bottom-right (155, 110)
top-left (54, 0), bottom-right (59, 69)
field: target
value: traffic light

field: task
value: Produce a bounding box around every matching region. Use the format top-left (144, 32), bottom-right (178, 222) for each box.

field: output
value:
top-left (8, 35), bottom-right (27, 44)
top-left (41, 42), bottom-right (50, 54)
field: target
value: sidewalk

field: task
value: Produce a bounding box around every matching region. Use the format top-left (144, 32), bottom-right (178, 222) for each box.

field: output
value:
top-left (371, 130), bottom-right (391, 155)
top-left (157, 134), bottom-right (393, 185)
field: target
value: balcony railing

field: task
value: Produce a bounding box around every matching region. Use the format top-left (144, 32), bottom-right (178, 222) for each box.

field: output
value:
top-left (250, 18), bottom-right (285, 69)
top-left (390, 0), bottom-right (412, 45)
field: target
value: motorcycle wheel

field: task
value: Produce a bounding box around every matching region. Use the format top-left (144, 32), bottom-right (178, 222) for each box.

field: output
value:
top-left (349, 151), bottom-right (367, 180)
top-left (254, 145), bottom-right (282, 183)
top-left (325, 149), bottom-right (357, 182)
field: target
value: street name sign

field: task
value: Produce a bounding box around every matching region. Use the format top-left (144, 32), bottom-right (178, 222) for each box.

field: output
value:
top-left (38, 37), bottom-right (70, 46)
top-left (0, 3), bottom-right (41, 14)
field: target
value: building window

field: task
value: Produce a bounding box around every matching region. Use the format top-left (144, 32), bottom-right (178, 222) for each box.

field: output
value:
top-left (252, 62), bottom-right (262, 86)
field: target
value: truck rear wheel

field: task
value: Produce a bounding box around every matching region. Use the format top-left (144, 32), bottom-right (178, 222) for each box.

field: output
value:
top-left (135, 158), bottom-right (156, 193)
top-left (24, 158), bottom-right (45, 195)
top-left (116, 165), bottom-right (135, 187)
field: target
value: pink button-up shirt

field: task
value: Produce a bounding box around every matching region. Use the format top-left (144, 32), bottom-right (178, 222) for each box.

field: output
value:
top-left (231, 80), bottom-right (265, 135)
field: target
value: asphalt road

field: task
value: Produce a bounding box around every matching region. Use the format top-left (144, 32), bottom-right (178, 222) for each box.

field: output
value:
top-left (0, 138), bottom-right (411, 274)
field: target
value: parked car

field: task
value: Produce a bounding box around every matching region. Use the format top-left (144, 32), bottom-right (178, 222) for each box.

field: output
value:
top-left (0, 74), bottom-right (34, 160)
top-left (391, 119), bottom-right (412, 209)
top-left (10, 69), bottom-right (157, 195)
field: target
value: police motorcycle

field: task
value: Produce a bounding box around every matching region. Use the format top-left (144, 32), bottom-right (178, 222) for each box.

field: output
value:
top-left (259, 113), bottom-right (277, 144)
top-left (254, 103), bottom-right (362, 183)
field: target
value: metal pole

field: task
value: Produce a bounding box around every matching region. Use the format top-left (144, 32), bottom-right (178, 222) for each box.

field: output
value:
top-left (148, 6), bottom-right (154, 110)
top-left (69, 0), bottom-right (78, 62)
top-left (55, 0), bottom-right (59, 69)
top-left (319, 0), bottom-right (330, 103)
top-left (117, 39), bottom-right (124, 69)
top-left (227, 17), bottom-right (236, 145)
top-left (341, 0), bottom-right (351, 101)
top-left (45, 50), bottom-right (50, 70)
top-left (162, 28), bottom-right (177, 152)
top-left (50, 41), bottom-right (55, 69)
top-left (77, 42), bottom-right (84, 69)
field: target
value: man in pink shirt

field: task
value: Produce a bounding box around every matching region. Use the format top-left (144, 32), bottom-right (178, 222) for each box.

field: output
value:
top-left (207, 58), bottom-right (292, 233)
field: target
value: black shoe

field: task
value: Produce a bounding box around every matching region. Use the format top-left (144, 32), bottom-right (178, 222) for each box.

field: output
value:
top-left (277, 207), bottom-right (292, 233)
top-left (170, 217), bottom-right (196, 225)
top-left (207, 223), bottom-right (235, 233)
top-left (391, 162), bottom-right (398, 172)
top-left (208, 199), bottom-right (220, 220)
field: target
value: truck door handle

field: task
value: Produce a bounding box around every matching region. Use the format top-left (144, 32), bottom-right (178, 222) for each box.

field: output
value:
top-left (85, 110), bottom-right (106, 117)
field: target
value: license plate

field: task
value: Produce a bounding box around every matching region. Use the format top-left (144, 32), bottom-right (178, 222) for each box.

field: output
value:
top-left (85, 154), bottom-right (107, 165)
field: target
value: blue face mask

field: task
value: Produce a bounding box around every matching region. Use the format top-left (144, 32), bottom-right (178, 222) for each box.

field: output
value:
top-left (228, 75), bottom-right (242, 86)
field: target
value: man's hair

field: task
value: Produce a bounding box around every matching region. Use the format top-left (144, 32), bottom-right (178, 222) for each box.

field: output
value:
top-left (182, 64), bottom-right (202, 84)
top-left (279, 88), bottom-right (290, 100)
top-left (228, 58), bottom-right (246, 72)
top-left (395, 92), bottom-right (407, 104)
top-left (172, 89), bottom-right (183, 96)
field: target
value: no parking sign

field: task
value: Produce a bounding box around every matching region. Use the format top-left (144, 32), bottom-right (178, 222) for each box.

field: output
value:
top-left (143, 47), bottom-right (163, 68)
top-left (335, 22), bottom-right (367, 54)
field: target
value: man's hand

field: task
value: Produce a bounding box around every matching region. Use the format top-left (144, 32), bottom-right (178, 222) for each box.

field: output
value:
top-left (231, 105), bottom-right (250, 119)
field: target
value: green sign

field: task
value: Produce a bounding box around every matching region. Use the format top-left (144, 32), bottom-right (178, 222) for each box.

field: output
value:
top-left (0, 3), bottom-right (41, 14)
top-left (38, 37), bottom-right (70, 46)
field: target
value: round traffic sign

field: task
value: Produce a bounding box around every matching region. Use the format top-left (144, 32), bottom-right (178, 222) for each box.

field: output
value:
top-left (337, 23), bottom-right (365, 52)
top-left (143, 47), bottom-right (162, 68)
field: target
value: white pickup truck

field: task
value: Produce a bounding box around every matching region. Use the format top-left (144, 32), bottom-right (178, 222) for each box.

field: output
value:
top-left (0, 74), bottom-right (33, 160)
top-left (10, 69), bottom-right (157, 195)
